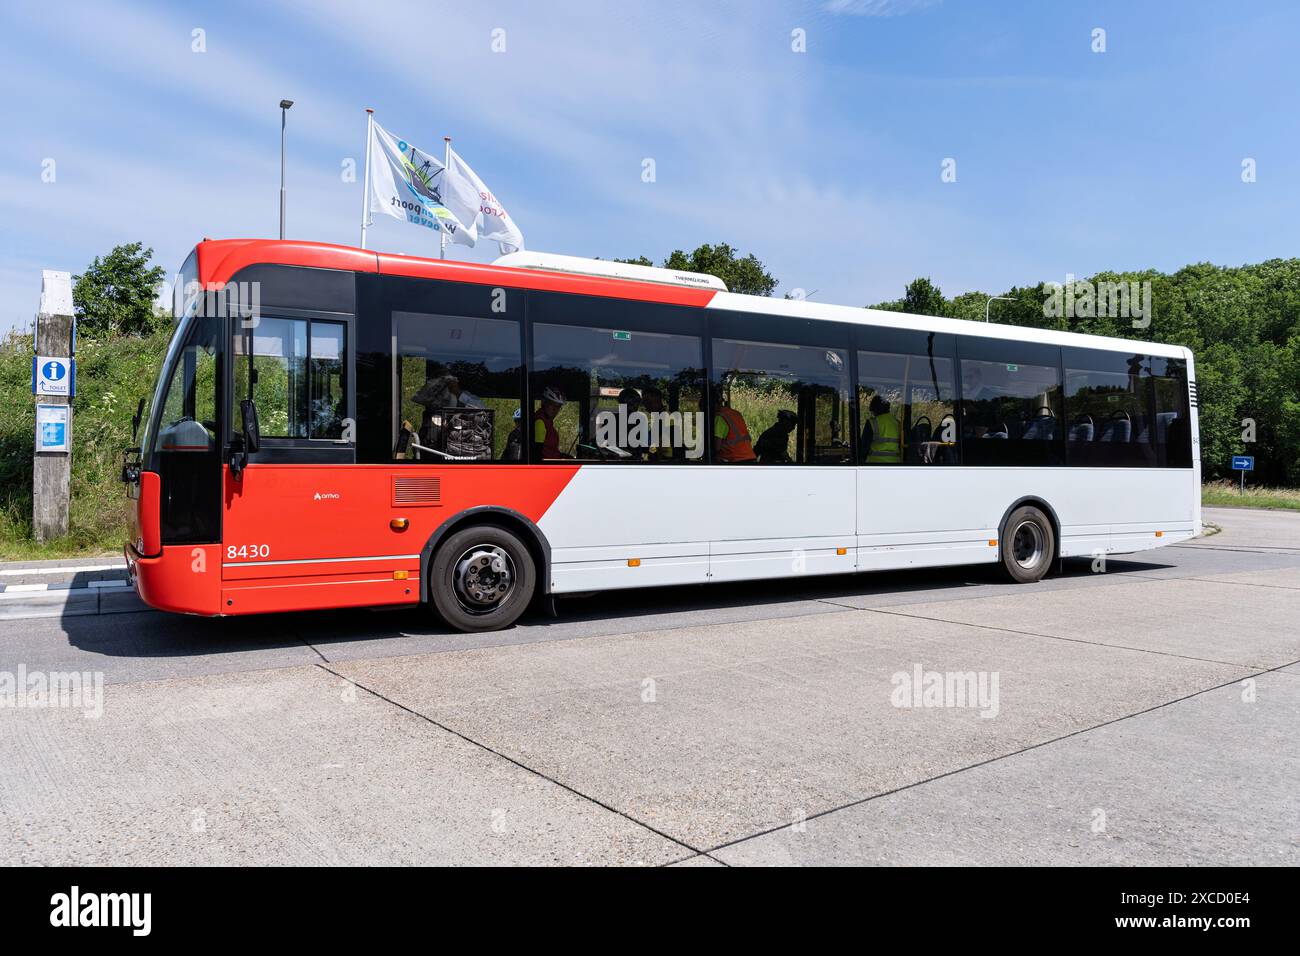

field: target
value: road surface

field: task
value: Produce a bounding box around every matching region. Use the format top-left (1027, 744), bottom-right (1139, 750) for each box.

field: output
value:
top-left (2, 507), bottom-right (1297, 865)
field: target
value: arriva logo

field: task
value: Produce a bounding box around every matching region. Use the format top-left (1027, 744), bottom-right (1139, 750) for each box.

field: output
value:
top-left (312, 492), bottom-right (341, 501)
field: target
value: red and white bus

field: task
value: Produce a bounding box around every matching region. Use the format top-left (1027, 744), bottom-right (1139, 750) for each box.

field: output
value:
top-left (123, 239), bottom-right (1199, 632)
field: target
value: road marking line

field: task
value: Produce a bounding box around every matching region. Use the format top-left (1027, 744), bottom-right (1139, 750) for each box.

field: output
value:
top-left (3, 583), bottom-right (49, 592)
top-left (0, 588), bottom-right (94, 602)
top-left (0, 563), bottom-right (126, 576)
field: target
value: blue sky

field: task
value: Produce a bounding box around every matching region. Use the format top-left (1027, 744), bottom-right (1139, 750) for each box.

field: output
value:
top-left (1, 0), bottom-right (1297, 332)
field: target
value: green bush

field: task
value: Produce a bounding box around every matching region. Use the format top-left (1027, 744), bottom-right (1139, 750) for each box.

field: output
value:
top-left (0, 326), bottom-right (170, 558)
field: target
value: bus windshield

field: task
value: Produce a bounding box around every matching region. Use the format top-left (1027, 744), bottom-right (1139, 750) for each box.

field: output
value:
top-left (140, 251), bottom-right (207, 460)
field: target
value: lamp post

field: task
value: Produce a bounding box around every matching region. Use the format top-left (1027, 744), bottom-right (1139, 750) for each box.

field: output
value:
top-left (985, 295), bottom-right (1015, 323)
top-left (279, 99), bottom-right (294, 239)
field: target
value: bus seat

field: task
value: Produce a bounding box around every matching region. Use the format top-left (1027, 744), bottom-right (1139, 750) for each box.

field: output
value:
top-left (1021, 416), bottom-right (1056, 441)
top-left (1098, 418), bottom-right (1131, 442)
top-left (1156, 411), bottom-right (1177, 444)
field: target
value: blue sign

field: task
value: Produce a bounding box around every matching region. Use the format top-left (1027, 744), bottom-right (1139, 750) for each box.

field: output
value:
top-left (35, 405), bottom-right (69, 453)
top-left (32, 356), bottom-right (75, 397)
top-left (1231, 455), bottom-right (1254, 471)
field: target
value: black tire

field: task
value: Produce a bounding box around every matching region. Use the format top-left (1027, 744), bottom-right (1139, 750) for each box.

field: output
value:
top-left (428, 525), bottom-right (536, 632)
top-left (999, 505), bottom-right (1054, 583)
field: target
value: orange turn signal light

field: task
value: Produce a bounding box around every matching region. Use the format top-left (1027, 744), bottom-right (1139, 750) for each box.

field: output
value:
top-left (1155, 530), bottom-right (1163, 537)
top-left (836, 547), bottom-right (847, 556)
top-left (627, 558), bottom-right (641, 567)
top-left (393, 570), bottom-right (409, 580)
top-left (390, 518), bottom-right (409, 531)
top-left (988, 539), bottom-right (998, 547)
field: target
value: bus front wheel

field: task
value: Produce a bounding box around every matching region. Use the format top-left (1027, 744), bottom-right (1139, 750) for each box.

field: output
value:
top-left (999, 505), bottom-right (1054, 584)
top-left (429, 525), bottom-right (536, 632)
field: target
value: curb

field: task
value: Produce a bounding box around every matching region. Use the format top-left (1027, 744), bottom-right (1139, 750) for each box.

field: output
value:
top-left (0, 578), bottom-right (150, 621)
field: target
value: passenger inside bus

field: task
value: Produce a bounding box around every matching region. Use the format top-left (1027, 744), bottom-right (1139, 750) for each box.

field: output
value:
top-left (712, 389), bottom-right (757, 463)
top-left (860, 393), bottom-right (903, 463)
top-left (612, 387), bottom-right (646, 460)
top-left (410, 367), bottom-right (488, 460)
top-left (501, 407), bottom-right (523, 461)
top-left (532, 386), bottom-right (570, 460)
top-left (753, 409), bottom-right (798, 463)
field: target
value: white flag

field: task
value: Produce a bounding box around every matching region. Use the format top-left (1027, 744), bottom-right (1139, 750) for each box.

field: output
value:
top-left (446, 146), bottom-right (525, 254)
top-left (368, 122), bottom-right (478, 246)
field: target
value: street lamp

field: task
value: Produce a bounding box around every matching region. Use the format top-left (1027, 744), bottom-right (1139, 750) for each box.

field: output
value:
top-left (279, 99), bottom-right (294, 240)
top-left (985, 295), bottom-right (1015, 323)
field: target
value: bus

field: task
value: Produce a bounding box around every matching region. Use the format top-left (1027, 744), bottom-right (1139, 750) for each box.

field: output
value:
top-left (122, 239), bottom-right (1200, 632)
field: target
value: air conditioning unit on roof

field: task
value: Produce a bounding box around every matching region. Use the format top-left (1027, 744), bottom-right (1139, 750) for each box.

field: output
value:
top-left (493, 251), bottom-right (727, 291)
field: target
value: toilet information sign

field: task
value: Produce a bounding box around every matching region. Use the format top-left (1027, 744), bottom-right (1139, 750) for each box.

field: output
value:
top-left (33, 355), bottom-right (75, 397)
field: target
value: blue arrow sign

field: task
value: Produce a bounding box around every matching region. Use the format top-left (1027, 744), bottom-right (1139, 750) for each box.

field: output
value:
top-left (1231, 455), bottom-right (1254, 471)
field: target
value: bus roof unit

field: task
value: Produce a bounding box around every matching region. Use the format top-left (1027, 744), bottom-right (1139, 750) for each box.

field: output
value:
top-left (493, 251), bottom-right (728, 291)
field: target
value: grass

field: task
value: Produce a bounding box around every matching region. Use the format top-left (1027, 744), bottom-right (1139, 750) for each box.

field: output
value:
top-left (1201, 480), bottom-right (1300, 511)
top-left (0, 324), bottom-right (171, 560)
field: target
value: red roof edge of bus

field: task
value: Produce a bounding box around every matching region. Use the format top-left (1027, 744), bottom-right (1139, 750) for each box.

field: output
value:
top-left (194, 239), bottom-right (718, 307)
top-left (196, 239), bottom-right (380, 289)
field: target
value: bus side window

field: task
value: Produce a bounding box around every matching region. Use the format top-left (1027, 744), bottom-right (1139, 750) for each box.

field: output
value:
top-left (392, 311), bottom-right (522, 463)
top-left (233, 316), bottom-right (347, 440)
top-left (1062, 350), bottom-right (1152, 467)
top-left (710, 338), bottom-right (851, 465)
top-left (856, 345), bottom-right (958, 466)
top-left (529, 321), bottom-right (705, 463)
top-left (958, 339), bottom-right (1064, 467)
top-left (1152, 357), bottom-right (1193, 468)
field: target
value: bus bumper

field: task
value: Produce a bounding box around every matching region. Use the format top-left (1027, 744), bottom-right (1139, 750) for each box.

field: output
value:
top-left (125, 543), bottom-right (223, 615)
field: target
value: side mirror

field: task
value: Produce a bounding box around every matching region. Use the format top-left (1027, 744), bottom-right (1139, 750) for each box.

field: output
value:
top-left (131, 397), bottom-right (145, 442)
top-left (240, 399), bottom-right (261, 454)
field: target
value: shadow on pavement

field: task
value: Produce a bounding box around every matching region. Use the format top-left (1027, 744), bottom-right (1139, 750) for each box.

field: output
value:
top-left (56, 554), bottom-right (1174, 659)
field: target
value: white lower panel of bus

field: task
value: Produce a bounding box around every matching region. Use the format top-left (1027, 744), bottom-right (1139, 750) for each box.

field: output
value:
top-left (549, 540), bottom-right (709, 592)
top-left (538, 465), bottom-right (1198, 594)
top-left (708, 536), bottom-right (855, 583)
top-left (855, 538), bottom-right (995, 572)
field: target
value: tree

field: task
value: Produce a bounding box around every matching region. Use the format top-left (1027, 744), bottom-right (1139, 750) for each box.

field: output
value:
top-left (73, 242), bottom-right (167, 338)
top-left (616, 243), bottom-right (778, 296)
top-left (901, 277), bottom-right (947, 317)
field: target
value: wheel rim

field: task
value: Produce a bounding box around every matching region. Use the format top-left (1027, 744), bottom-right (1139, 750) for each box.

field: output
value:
top-left (452, 545), bottom-right (516, 615)
top-left (1011, 520), bottom-right (1045, 570)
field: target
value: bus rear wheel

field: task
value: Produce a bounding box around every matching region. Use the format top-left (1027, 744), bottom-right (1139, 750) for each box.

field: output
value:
top-left (999, 505), bottom-right (1054, 584)
top-left (429, 525), bottom-right (536, 632)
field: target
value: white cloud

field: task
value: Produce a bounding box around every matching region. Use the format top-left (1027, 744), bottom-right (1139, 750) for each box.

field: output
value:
top-left (0, 0), bottom-right (1000, 332)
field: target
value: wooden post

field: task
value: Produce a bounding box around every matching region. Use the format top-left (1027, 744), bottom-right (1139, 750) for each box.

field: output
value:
top-left (33, 270), bottom-right (74, 543)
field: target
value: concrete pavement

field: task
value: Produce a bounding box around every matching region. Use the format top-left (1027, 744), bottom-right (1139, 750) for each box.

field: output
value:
top-left (1, 508), bottom-right (1297, 865)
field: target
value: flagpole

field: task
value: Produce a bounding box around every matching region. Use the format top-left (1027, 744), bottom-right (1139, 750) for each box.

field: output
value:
top-left (439, 135), bottom-right (451, 259)
top-left (359, 108), bottom-right (374, 249)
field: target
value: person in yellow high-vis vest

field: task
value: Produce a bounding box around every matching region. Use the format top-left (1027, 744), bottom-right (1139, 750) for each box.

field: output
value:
top-left (862, 394), bottom-right (903, 463)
